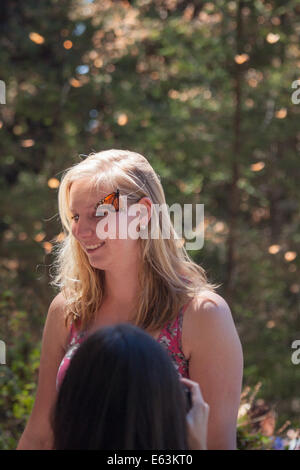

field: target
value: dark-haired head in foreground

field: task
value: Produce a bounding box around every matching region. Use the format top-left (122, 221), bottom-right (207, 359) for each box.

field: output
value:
top-left (51, 323), bottom-right (189, 450)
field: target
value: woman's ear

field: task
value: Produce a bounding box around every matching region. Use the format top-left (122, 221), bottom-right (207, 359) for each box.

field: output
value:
top-left (137, 197), bottom-right (152, 227)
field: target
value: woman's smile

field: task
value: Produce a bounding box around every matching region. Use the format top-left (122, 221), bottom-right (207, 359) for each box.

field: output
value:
top-left (84, 241), bottom-right (105, 254)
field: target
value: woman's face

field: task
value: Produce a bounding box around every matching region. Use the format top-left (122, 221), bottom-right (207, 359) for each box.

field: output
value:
top-left (69, 177), bottom-right (150, 270)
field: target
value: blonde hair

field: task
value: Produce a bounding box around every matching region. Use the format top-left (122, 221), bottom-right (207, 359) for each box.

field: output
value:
top-left (51, 149), bottom-right (220, 332)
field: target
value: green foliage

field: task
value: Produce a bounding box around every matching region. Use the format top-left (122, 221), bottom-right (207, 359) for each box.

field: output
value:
top-left (0, 293), bottom-right (40, 449)
top-left (237, 427), bottom-right (274, 451)
top-left (237, 384), bottom-right (293, 450)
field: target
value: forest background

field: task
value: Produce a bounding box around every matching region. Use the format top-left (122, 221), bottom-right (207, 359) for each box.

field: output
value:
top-left (0, 0), bottom-right (299, 449)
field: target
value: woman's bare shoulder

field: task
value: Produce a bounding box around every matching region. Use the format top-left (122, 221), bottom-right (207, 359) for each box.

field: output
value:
top-left (48, 291), bottom-right (67, 313)
top-left (45, 292), bottom-right (70, 351)
top-left (182, 290), bottom-right (237, 356)
top-left (191, 290), bottom-right (231, 315)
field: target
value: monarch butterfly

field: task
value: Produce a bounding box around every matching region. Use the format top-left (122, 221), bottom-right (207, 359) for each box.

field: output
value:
top-left (95, 189), bottom-right (119, 216)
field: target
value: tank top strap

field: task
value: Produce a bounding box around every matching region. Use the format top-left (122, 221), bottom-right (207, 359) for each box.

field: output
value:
top-left (177, 298), bottom-right (193, 352)
top-left (68, 318), bottom-right (82, 345)
top-left (159, 298), bottom-right (192, 348)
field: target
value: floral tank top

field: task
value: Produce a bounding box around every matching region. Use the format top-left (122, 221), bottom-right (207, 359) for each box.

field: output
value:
top-left (56, 301), bottom-right (192, 391)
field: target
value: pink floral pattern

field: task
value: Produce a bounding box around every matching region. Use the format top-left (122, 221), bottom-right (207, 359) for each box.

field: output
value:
top-left (157, 303), bottom-right (190, 378)
top-left (56, 302), bottom-right (190, 391)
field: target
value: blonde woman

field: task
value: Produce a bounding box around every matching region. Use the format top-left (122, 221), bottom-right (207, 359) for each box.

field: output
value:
top-left (17, 149), bottom-right (243, 450)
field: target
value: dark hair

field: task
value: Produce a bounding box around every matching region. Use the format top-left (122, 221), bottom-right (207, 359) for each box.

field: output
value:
top-left (51, 323), bottom-right (188, 450)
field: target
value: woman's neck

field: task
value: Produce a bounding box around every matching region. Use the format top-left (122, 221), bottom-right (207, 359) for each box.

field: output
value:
top-left (103, 267), bottom-right (140, 308)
